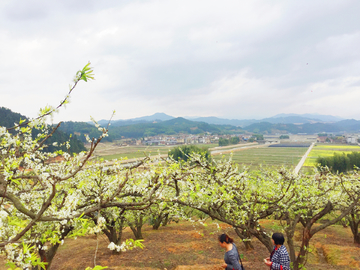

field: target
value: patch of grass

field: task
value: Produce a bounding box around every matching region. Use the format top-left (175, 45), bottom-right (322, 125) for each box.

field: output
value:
top-left (306, 243), bottom-right (320, 264)
top-left (322, 244), bottom-right (360, 268)
top-left (259, 219), bottom-right (284, 232)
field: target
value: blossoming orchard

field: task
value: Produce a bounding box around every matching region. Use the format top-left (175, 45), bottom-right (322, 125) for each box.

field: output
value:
top-left (1, 64), bottom-right (360, 270)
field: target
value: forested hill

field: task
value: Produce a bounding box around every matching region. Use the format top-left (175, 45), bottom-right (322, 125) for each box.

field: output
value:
top-left (0, 107), bottom-right (25, 127)
top-left (243, 120), bottom-right (360, 134)
top-left (107, 117), bottom-right (229, 138)
top-left (57, 121), bottom-right (110, 143)
top-left (57, 118), bottom-right (360, 140)
top-left (58, 117), bottom-right (243, 140)
top-left (0, 107), bottom-right (86, 153)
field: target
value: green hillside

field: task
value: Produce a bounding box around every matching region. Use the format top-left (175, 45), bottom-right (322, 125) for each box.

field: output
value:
top-left (0, 107), bottom-right (86, 153)
top-left (59, 117), bottom-right (243, 140)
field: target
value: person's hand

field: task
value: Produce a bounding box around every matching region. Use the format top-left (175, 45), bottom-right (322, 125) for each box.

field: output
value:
top-left (221, 263), bottom-right (227, 268)
top-left (264, 258), bottom-right (272, 266)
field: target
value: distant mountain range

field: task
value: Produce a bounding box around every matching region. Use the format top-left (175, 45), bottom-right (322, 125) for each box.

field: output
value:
top-left (79, 112), bottom-right (360, 139)
top-left (94, 112), bottom-right (346, 128)
top-left (3, 108), bottom-right (360, 143)
top-left (271, 113), bottom-right (344, 122)
top-left (185, 116), bottom-right (257, 127)
top-left (95, 113), bottom-right (174, 127)
top-left (245, 119), bottom-right (360, 134)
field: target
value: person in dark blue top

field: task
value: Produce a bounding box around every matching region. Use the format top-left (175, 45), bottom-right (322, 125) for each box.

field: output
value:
top-left (219, 233), bottom-right (243, 270)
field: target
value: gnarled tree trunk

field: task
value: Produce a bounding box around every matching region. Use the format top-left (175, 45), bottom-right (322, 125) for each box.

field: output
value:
top-left (102, 217), bottom-right (126, 254)
top-left (36, 225), bottom-right (73, 270)
top-left (234, 227), bottom-right (254, 250)
top-left (347, 211), bottom-right (360, 245)
top-left (161, 213), bottom-right (170, 227)
top-left (129, 215), bottom-right (145, 240)
top-left (152, 213), bottom-right (165, 230)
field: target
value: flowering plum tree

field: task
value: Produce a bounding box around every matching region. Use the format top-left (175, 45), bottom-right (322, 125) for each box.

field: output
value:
top-left (85, 158), bottom-right (172, 253)
top-left (280, 169), bottom-right (360, 270)
top-left (149, 201), bottom-right (177, 230)
top-left (0, 63), bottom-right (103, 269)
top-left (89, 157), bottom-right (185, 253)
top-left (166, 154), bottom-right (293, 252)
top-left (338, 173), bottom-right (360, 245)
top-left (166, 154), bottom-right (360, 270)
top-left (0, 64), bottom-right (153, 269)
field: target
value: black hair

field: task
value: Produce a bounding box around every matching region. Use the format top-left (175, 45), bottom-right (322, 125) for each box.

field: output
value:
top-left (272, 232), bottom-right (285, 245)
top-left (218, 233), bottom-right (234, 244)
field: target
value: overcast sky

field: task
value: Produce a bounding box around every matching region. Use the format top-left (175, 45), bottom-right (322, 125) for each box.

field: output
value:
top-left (1, 0), bottom-right (360, 122)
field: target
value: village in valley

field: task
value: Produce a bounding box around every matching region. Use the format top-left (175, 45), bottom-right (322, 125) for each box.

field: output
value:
top-left (112, 132), bottom-right (360, 147)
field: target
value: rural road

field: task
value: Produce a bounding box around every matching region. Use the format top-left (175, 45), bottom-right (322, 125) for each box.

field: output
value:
top-left (294, 142), bottom-right (315, 174)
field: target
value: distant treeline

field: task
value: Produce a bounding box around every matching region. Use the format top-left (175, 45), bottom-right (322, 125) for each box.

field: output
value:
top-left (248, 134), bottom-right (264, 142)
top-left (316, 152), bottom-right (360, 173)
top-left (168, 145), bottom-right (211, 162)
top-left (219, 137), bottom-right (240, 146)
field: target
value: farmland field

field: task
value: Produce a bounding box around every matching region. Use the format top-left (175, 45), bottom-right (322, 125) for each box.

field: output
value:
top-left (212, 146), bottom-right (308, 169)
top-left (304, 144), bottom-right (360, 167)
top-left (92, 143), bottom-right (218, 160)
top-left (93, 142), bottom-right (309, 169)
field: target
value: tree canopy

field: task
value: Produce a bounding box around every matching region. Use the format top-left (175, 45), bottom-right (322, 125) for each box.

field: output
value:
top-left (168, 145), bottom-right (211, 162)
top-left (316, 151), bottom-right (360, 173)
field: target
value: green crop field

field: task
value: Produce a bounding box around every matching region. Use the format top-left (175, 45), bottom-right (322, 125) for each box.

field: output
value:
top-left (212, 147), bottom-right (308, 169)
top-left (310, 144), bottom-right (360, 149)
top-left (304, 144), bottom-right (360, 167)
top-left (96, 143), bottom-right (310, 169)
top-left (95, 143), bottom-right (218, 160)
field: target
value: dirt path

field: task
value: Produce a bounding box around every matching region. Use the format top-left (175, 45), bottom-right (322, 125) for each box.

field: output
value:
top-left (211, 143), bottom-right (277, 156)
top-left (294, 142), bottom-right (315, 174)
top-left (209, 142), bottom-right (258, 151)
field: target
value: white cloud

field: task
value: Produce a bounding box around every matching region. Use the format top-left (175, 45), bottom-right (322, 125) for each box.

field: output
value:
top-left (1, 0), bottom-right (360, 121)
